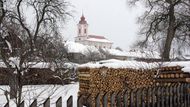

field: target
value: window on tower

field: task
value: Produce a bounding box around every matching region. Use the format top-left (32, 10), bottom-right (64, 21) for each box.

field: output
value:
top-left (79, 29), bottom-right (81, 34)
top-left (84, 29), bottom-right (87, 33)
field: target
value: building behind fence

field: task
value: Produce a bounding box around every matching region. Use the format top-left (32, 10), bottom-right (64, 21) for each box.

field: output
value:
top-left (3, 83), bottom-right (190, 107)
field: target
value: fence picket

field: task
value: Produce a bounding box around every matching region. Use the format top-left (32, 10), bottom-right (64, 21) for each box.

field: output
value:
top-left (87, 95), bottom-right (92, 107)
top-left (116, 91), bottom-right (122, 107)
top-left (180, 84), bottom-right (184, 107)
top-left (4, 103), bottom-right (8, 107)
top-left (152, 87), bottom-right (155, 107)
top-left (188, 84), bottom-right (190, 107)
top-left (2, 83), bottom-right (189, 107)
top-left (147, 88), bottom-right (151, 107)
top-left (20, 101), bottom-right (24, 107)
top-left (56, 97), bottom-right (62, 107)
top-left (173, 85), bottom-right (177, 107)
top-left (77, 95), bottom-right (84, 107)
top-left (102, 93), bottom-right (108, 107)
top-left (123, 90), bottom-right (128, 107)
top-left (30, 99), bottom-right (37, 107)
top-left (110, 92), bottom-right (115, 107)
top-left (43, 98), bottom-right (50, 107)
top-left (67, 96), bottom-right (73, 107)
top-left (161, 87), bottom-right (165, 107)
top-left (165, 87), bottom-right (169, 107)
top-left (156, 87), bottom-right (161, 107)
top-left (136, 89), bottom-right (141, 107)
top-left (169, 85), bottom-right (173, 107)
top-left (141, 88), bottom-right (146, 107)
top-left (130, 90), bottom-right (134, 107)
top-left (177, 85), bottom-right (180, 107)
top-left (95, 93), bottom-right (100, 107)
top-left (184, 84), bottom-right (188, 107)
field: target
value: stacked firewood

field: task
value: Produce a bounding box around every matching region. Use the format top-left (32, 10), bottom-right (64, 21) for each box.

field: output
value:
top-left (156, 66), bottom-right (190, 83)
top-left (78, 67), bottom-right (155, 97)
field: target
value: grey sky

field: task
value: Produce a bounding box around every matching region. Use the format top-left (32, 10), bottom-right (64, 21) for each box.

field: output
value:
top-left (62, 0), bottom-right (145, 50)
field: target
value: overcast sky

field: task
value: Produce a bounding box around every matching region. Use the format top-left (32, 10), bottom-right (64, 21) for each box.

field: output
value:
top-left (62, 0), bottom-right (145, 50)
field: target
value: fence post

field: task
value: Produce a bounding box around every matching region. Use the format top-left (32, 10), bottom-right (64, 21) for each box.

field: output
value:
top-left (177, 84), bottom-right (181, 107)
top-left (147, 87), bottom-right (151, 107)
top-left (43, 98), bottom-right (50, 107)
top-left (110, 92), bottom-right (115, 107)
top-left (20, 101), bottom-right (24, 107)
top-left (173, 84), bottom-right (178, 107)
top-left (95, 93), bottom-right (100, 107)
top-left (141, 88), bottom-right (146, 107)
top-left (169, 85), bottom-right (173, 107)
top-left (165, 86), bottom-right (169, 107)
top-left (156, 87), bottom-right (161, 107)
top-left (123, 90), bottom-right (128, 107)
top-left (56, 97), bottom-right (62, 107)
top-left (67, 96), bottom-right (73, 107)
top-left (102, 93), bottom-right (108, 107)
top-left (77, 95), bottom-right (84, 107)
top-left (130, 90), bottom-right (134, 107)
top-left (4, 103), bottom-right (9, 107)
top-left (152, 87), bottom-right (155, 107)
top-left (161, 87), bottom-right (165, 107)
top-left (136, 89), bottom-right (141, 107)
top-left (188, 84), bottom-right (190, 107)
top-left (29, 99), bottom-right (37, 107)
top-left (184, 84), bottom-right (188, 107)
top-left (116, 91), bottom-right (122, 107)
top-left (78, 95), bottom-right (92, 107)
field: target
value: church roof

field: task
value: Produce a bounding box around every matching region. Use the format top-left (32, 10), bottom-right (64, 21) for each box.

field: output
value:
top-left (79, 15), bottom-right (87, 24)
top-left (86, 35), bottom-right (112, 43)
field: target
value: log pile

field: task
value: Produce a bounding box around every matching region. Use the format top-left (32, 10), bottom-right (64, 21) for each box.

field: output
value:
top-left (78, 67), bottom-right (155, 97)
top-left (156, 66), bottom-right (190, 83)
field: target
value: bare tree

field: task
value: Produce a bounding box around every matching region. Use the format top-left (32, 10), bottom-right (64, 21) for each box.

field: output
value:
top-left (128, 0), bottom-right (190, 61)
top-left (0, 0), bottom-right (70, 106)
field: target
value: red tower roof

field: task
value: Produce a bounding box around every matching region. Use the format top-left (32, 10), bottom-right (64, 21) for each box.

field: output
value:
top-left (79, 14), bottom-right (87, 24)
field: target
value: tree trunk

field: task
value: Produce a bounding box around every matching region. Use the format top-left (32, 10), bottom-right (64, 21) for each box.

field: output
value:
top-left (162, 4), bottom-right (176, 61)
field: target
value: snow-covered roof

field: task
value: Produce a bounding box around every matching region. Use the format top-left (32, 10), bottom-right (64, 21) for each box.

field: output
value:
top-left (65, 41), bottom-right (88, 54)
top-left (86, 35), bottom-right (112, 43)
top-left (65, 41), bottom-right (99, 54)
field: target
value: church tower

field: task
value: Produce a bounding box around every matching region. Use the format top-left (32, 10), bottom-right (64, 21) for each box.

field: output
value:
top-left (78, 14), bottom-right (88, 36)
top-left (75, 14), bottom-right (88, 43)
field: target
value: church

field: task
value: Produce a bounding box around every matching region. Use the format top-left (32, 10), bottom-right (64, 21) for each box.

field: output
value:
top-left (75, 15), bottom-right (113, 49)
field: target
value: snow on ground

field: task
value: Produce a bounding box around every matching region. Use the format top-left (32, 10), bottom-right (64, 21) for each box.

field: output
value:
top-left (0, 83), bottom-right (79, 107)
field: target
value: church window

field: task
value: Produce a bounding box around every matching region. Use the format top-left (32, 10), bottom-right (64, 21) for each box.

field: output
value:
top-left (79, 29), bottom-right (81, 34)
top-left (84, 29), bottom-right (87, 33)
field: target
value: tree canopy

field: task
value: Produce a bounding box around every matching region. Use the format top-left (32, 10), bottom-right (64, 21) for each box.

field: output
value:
top-left (129, 0), bottom-right (190, 60)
